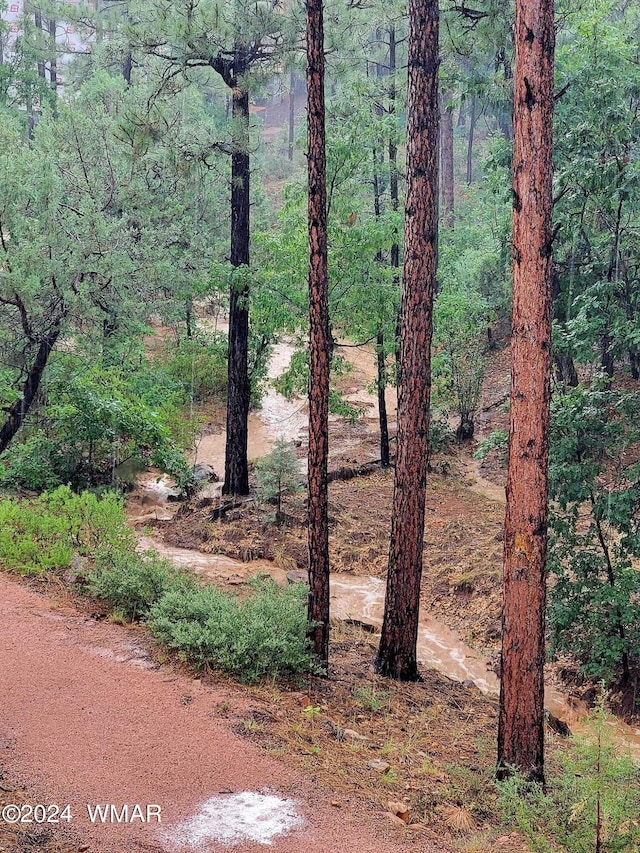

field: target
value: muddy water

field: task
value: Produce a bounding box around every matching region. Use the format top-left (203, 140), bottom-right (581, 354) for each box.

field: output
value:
top-left (136, 532), bottom-right (500, 693)
top-left (137, 531), bottom-right (640, 751)
top-left (129, 332), bottom-right (640, 755)
top-left (194, 339), bottom-right (308, 480)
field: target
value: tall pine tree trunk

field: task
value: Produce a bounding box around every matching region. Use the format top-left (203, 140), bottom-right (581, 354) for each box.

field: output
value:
top-left (372, 132), bottom-right (390, 467)
top-left (388, 26), bottom-right (401, 376)
top-left (34, 11), bottom-right (46, 79)
top-left (497, 0), bottom-right (554, 784)
top-left (288, 71), bottom-right (295, 161)
top-left (306, 0), bottom-right (330, 666)
top-left (466, 95), bottom-right (476, 184)
top-left (48, 17), bottom-right (57, 91)
top-left (223, 53), bottom-right (251, 496)
top-left (441, 92), bottom-right (455, 228)
top-left (376, 0), bottom-right (439, 681)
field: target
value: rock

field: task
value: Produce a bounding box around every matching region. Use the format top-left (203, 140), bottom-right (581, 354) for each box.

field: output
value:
top-left (331, 800), bottom-right (342, 808)
top-left (64, 555), bottom-right (88, 584)
top-left (546, 710), bottom-right (571, 737)
top-left (462, 679), bottom-right (476, 689)
top-left (384, 812), bottom-right (407, 828)
top-left (194, 463), bottom-right (218, 483)
top-left (287, 570), bottom-right (309, 585)
top-left (387, 801), bottom-right (410, 822)
top-left (368, 759), bottom-right (391, 773)
top-left (227, 575), bottom-right (247, 586)
top-left (342, 728), bottom-right (369, 742)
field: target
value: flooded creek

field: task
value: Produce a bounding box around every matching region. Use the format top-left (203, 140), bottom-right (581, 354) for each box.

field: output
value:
top-left (127, 332), bottom-right (640, 758)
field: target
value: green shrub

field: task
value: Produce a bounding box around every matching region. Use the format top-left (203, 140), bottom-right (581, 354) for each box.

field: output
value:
top-left (0, 432), bottom-right (63, 491)
top-left (429, 413), bottom-right (455, 454)
top-left (473, 429), bottom-right (508, 463)
top-left (87, 549), bottom-right (187, 620)
top-left (548, 387), bottom-right (640, 683)
top-left (497, 701), bottom-right (640, 853)
top-left (0, 486), bottom-right (133, 575)
top-left (147, 575), bottom-right (318, 682)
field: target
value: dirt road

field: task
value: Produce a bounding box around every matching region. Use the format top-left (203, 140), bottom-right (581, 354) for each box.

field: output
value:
top-left (0, 574), bottom-right (450, 853)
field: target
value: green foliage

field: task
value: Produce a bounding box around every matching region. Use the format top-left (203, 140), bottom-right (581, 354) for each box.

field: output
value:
top-left (352, 686), bottom-right (391, 713)
top-left (0, 486), bottom-right (133, 575)
top-left (255, 438), bottom-right (303, 523)
top-left (553, 2), bottom-right (640, 376)
top-left (273, 349), bottom-right (364, 423)
top-left (548, 385), bottom-right (640, 682)
top-left (0, 358), bottom-right (195, 492)
top-left (0, 433), bottom-right (63, 492)
top-left (435, 185), bottom-right (508, 439)
top-left (147, 575), bottom-right (318, 683)
top-left (474, 429), bottom-right (508, 464)
top-left (428, 412), bottom-right (455, 456)
top-left (497, 700), bottom-right (640, 852)
top-left (159, 334), bottom-right (228, 402)
top-left (87, 549), bottom-right (186, 620)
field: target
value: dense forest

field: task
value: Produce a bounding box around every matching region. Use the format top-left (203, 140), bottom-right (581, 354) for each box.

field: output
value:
top-left (1, 0), bottom-right (639, 850)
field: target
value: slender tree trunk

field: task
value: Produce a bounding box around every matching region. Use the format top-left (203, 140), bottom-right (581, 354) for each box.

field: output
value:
top-left (552, 267), bottom-right (578, 387)
top-left (0, 321), bottom-right (64, 455)
top-left (34, 11), bottom-right (46, 79)
top-left (376, 0), bottom-right (439, 682)
top-left (388, 27), bottom-right (401, 376)
top-left (223, 55), bottom-right (251, 496)
top-left (185, 298), bottom-right (193, 339)
top-left (48, 17), bottom-right (57, 91)
top-left (466, 96), bottom-right (477, 184)
top-left (371, 131), bottom-right (390, 466)
top-left (441, 92), bottom-right (455, 228)
top-left (288, 71), bottom-right (295, 161)
top-left (122, 52), bottom-right (133, 85)
top-left (377, 330), bottom-right (390, 466)
top-left (497, 0), bottom-right (554, 785)
top-left (306, 0), bottom-right (330, 667)
top-left (600, 330), bottom-right (614, 378)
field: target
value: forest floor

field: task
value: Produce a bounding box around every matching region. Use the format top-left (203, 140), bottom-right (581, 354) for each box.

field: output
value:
top-left (1, 337), bottom-right (629, 853)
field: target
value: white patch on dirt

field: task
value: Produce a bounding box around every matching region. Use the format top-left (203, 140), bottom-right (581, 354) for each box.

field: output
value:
top-left (164, 791), bottom-right (303, 848)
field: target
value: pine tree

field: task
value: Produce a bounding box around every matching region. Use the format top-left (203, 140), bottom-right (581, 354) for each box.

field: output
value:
top-left (375, 0), bottom-right (439, 681)
top-left (497, 0), bottom-right (555, 784)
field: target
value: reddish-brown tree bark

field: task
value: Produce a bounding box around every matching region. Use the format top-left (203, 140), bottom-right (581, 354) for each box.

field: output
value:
top-left (376, 0), bottom-right (439, 681)
top-left (497, 0), bottom-right (555, 784)
top-left (306, 0), bottom-right (330, 666)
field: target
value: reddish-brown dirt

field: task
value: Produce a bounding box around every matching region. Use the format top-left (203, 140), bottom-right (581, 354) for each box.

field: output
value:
top-left (0, 573), bottom-right (456, 853)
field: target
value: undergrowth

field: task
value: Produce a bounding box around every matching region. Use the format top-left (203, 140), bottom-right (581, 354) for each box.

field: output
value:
top-left (147, 574), bottom-right (318, 683)
top-left (497, 699), bottom-right (640, 853)
top-left (0, 486), bottom-right (133, 574)
top-left (0, 487), bottom-right (318, 683)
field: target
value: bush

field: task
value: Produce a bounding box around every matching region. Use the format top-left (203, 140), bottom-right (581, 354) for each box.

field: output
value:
top-left (148, 575), bottom-right (318, 682)
top-left (0, 363), bottom-right (194, 491)
top-left (86, 549), bottom-right (187, 620)
top-left (548, 386), bottom-right (640, 683)
top-left (0, 486), bottom-right (133, 575)
top-left (473, 429), bottom-right (508, 464)
top-left (497, 700), bottom-right (640, 853)
top-left (0, 432), bottom-right (63, 491)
